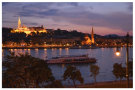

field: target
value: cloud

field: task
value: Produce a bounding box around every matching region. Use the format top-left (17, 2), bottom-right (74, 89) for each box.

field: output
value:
top-left (2, 2), bottom-right (133, 32)
top-left (23, 22), bottom-right (38, 26)
top-left (127, 3), bottom-right (133, 11)
top-left (43, 10), bottom-right (132, 31)
top-left (55, 2), bottom-right (79, 7)
top-left (89, 6), bottom-right (93, 10)
top-left (2, 20), bottom-right (16, 23)
top-left (68, 2), bottom-right (79, 7)
top-left (38, 9), bottom-right (60, 16)
top-left (2, 2), bottom-right (10, 6)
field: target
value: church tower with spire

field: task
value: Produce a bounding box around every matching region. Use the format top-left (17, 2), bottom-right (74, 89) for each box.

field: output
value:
top-left (18, 17), bottom-right (21, 28)
top-left (91, 27), bottom-right (94, 44)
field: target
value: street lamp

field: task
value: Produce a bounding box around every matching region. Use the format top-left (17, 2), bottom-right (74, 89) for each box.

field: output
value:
top-left (115, 32), bottom-right (129, 88)
top-left (126, 32), bottom-right (129, 88)
top-left (115, 48), bottom-right (120, 56)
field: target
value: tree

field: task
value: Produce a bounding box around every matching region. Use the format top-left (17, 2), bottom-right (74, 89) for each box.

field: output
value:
top-left (90, 64), bottom-right (99, 84)
top-left (128, 61), bottom-right (133, 77)
top-left (112, 63), bottom-right (126, 81)
top-left (2, 52), bottom-right (56, 88)
top-left (63, 65), bottom-right (83, 88)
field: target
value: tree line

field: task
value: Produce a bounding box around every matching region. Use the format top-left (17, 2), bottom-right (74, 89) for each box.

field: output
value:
top-left (2, 52), bottom-right (133, 88)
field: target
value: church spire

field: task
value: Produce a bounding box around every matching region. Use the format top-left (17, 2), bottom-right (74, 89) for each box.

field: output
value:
top-left (91, 27), bottom-right (94, 44)
top-left (18, 17), bottom-right (21, 28)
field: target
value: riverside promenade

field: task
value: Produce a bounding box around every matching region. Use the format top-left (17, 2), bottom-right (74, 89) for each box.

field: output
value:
top-left (65, 80), bottom-right (133, 88)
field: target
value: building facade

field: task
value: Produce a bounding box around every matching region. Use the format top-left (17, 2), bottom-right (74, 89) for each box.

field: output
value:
top-left (11, 17), bottom-right (47, 35)
top-left (82, 27), bottom-right (95, 45)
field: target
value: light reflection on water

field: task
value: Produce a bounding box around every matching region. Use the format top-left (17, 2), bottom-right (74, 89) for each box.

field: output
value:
top-left (59, 48), bottom-right (62, 56)
top-left (2, 47), bottom-right (133, 85)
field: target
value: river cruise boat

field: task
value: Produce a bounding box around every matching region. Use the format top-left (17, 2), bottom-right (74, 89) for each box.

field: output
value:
top-left (46, 55), bottom-right (96, 64)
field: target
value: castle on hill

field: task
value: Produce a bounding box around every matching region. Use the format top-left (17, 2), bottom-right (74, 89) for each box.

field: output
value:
top-left (11, 17), bottom-right (47, 35)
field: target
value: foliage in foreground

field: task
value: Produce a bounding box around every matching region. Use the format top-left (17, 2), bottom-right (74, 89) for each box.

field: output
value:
top-left (112, 61), bottom-right (133, 81)
top-left (90, 64), bottom-right (100, 84)
top-left (63, 65), bottom-right (84, 88)
top-left (2, 52), bottom-right (63, 88)
top-left (112, 63), bottom-right (126, 80)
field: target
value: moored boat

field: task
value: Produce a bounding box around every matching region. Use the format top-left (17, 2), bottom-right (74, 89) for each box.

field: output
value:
top-left (46, 55), bottom-right (96, 64)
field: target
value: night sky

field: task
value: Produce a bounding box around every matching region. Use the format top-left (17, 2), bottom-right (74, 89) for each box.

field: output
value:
top-left (2, 2), bottom-right (133, 35)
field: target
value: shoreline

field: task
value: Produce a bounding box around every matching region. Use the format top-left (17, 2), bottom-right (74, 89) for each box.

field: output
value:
top-left (2, 47), bottom-right (70, 49)
top-left (64, 80), bottom-right (133, 88)
top-left (2, 46), bottom-right (132, 49)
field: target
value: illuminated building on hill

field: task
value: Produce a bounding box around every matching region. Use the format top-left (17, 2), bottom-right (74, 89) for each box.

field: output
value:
top-left (82, 27), bottom-right (95, 45)
top-left (11, 17), bottom-right (47, 35)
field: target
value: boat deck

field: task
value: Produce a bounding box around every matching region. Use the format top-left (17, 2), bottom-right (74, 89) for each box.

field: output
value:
top-left (46, 55), bottom-right (96, 64)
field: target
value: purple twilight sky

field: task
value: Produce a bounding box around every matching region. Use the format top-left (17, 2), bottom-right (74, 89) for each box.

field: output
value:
top-left (2, 2), bottom-right (133, 36)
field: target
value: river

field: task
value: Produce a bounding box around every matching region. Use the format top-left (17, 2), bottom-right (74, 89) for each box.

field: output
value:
top-left (2, 47), bottom-right (133, 86)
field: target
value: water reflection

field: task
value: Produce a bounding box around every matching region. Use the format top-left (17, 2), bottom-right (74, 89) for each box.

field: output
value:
top-left (44, 48), bottom-right (47, 51)
top-left (65, 48), bottom-right (69, 55)
top-left (2, 49), bottom-right (4, 57)
top-left (59, 48), bottom-right (62, 56)
top-left (62, 64), bottom-right (65, 69)
top-left (10, 49), bottom-right (13, 52)
top-left (44, 48), bottom-right (47, 60)
top-left (35, 48), bottom-right (39, 57)
top-left (101, 48), bottom-right (104, 51)
top-left (2, 47), bottom-right (133, 85)
top-left (51, 48), bottom-right (57, 57)
top-left (28, 49), bottom-right (31, 55)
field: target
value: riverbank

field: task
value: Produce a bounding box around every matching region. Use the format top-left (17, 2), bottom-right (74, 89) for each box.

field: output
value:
top-left (2, 46), bottom-right (70, 49)
top-left (65, 80), bottom-right (133, 88)
top-left (2, 46), bottom-right (132, 49)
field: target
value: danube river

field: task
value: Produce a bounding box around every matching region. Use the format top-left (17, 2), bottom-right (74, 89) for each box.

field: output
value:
top-left (2, 47), bottom-right (133, 86)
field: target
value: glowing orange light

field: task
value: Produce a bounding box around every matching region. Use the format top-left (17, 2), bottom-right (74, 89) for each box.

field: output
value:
top-left (59, 48), bottom-right (62, 50)
top-left (44, 48), bottom-right (47, 51)
top-left (115, 51), bottom-right (120, 56)
top-left (11, 17), bottom-right (47, 35)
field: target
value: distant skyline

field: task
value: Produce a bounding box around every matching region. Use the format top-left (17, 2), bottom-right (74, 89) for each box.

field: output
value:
top-left (2, 2), bottom-right (133, 36)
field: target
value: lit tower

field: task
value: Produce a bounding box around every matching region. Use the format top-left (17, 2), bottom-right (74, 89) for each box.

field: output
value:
top-left (18, 17), bottom-right (21, 28)
top-left (91, 27), bottom-right (94, 44)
